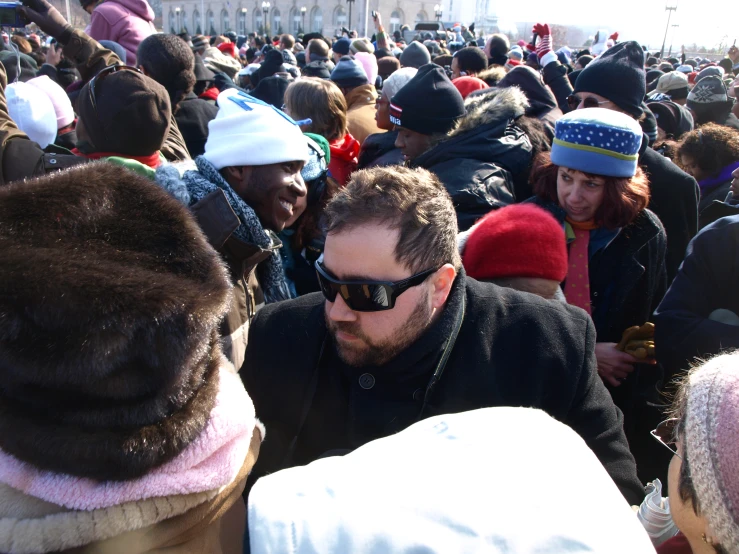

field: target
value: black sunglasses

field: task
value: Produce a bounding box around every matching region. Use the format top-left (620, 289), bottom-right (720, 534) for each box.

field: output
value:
top-left (566, 94), bottom-right (612, 111)
top-left (650, 418), bottom-right (682, 459)
top-left (315, 260), bottom-right (438, 312)
top-left (88, 65), bottom-right (142, 119)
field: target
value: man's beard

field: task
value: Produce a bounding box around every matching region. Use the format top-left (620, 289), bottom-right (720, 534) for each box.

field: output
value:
top-left (326, 290), bottom-right (434, 367)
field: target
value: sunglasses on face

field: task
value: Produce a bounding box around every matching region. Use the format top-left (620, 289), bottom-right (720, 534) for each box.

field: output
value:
top-left (315, 260), bottom-right (438, 312)
top-left (88, 65), bottom-right (142, 119)
top-left (650, 418), bottom-right (682, 459)
top-left (566, 94), bottom-right (612, 111)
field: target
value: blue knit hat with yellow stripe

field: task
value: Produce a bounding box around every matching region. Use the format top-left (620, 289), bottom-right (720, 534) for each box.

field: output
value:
top-left (551, 108), bottom-right (644, 178)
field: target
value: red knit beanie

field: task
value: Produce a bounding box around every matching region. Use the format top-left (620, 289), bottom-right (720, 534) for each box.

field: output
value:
top-left (218, 42), bottom-right (237, 58)
top-left (452, 76), bottom-right (489, 99)
top-left (463, 204), bottom-right (568, 282)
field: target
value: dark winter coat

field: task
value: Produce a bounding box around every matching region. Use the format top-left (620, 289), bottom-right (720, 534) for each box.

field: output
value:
top-left (174, 92), bottom-right (218, 158)
top-left (357, 130), bottom-right (403, 169)
top-left (497, 65), bottom-right (563, 138)
top-left (241, 272), bottom-right (645, 506)
top-left (534, 198), bottom-right (669, 483)
top-left (187, 188), bottom-right (277, 371)
top-left (541, 59), bottom-right (573, 115)
top-left (699, 180), bottom-right (732, 228)
top-left (655, 214), bottom-right (739, 376)
top-left (639, 146), bottom-right (699, 283)
top-left (533, 199), bottom-right (668, 344)
top-left (409, 87), bottom-right (533, 231)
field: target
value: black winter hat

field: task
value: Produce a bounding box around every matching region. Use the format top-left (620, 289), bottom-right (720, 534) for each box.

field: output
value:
top-left (647, 100), bottom-right (694, 139)
top-left (0, 51), bottom-right (37, 82)
top-left (258, 49), bottom-right (286, 82)
top-left (0, 162), bottom-right (231, 481)
top-left (640, 102), bottom-right (658, 146)
top-left (646, 69), bottom-right (664, 91)
top-left (76, 67), bottom-right (171, 156)
top-left (193, 53), bottom-right (216, 82)
top-left (249, 75), bottom-right (290, 108)
top-left (574, 40), bottom-right (646, 118)
top-left (389, 63), bottom-right (465, 135)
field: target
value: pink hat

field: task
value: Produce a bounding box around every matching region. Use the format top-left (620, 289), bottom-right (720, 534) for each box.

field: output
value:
top-left (354, 52), bottom-right (378, 86)
top-left (27, 75), bottom-right (74, 129)
top-left (684, 352), bottom-right (739, 549)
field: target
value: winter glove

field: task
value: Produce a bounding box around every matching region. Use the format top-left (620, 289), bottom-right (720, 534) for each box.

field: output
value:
top-left (609, 31), bottom-right (619, 42)
top-left (19, 0), bottom-right (73, 45)
top-left (532, 23), bottom-right (556, 67)
top-left (616, 322), bottom-right (656, 361)
top-left (623, 340), bottom-right (656, 360)
top-left (469, 22), bottom-right (475, 33)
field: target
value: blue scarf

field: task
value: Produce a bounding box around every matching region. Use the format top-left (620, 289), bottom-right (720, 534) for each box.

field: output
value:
top-left (156, 157), bottom-right (293, 303)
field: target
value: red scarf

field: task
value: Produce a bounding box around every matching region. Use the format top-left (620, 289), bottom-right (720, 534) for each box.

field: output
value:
top-left (563, 217), bottom-right (598, 315)
top-left (71, 149), bottom-right (162, 168)
top-left (199, 87), bottom-right (220, 102)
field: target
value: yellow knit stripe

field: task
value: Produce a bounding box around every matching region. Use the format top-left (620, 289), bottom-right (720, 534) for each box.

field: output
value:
top-left (553, 138), bottom-right (639, 161)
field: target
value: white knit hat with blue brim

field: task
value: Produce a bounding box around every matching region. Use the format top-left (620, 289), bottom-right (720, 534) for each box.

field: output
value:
top-left (203, 88), bottom-right (310, 170)
top-left (551, 107), bottom-right (644, 178)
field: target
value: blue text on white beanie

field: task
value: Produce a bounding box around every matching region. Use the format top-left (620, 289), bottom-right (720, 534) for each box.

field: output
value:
top-left (204, 89), bottom-right (310, 170)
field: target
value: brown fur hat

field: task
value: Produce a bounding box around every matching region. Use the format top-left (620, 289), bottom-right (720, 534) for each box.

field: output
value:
top-left (0, 162), bottom-right (231, 481)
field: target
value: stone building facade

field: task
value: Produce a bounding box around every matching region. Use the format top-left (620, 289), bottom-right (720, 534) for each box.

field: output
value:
top-left (160, 0), bottom-right (454, 40)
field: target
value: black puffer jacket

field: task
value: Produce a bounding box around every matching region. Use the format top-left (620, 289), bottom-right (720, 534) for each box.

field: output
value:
top-left (497, 65), bottom-right (563, 138)
top-left (409, 87), bottom-right (533, 231)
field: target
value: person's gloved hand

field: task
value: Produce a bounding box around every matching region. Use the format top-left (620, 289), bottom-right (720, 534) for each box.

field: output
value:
top-left (532, 23), bottom-right (554, 65)
top-left (616, 322), bottom-right (657, 363)
top-left (609, 31), bottom-right (619, 42)
top-left (623, 339), bottom-right (656, 360)
top-left (19, 0), bottom-right (72, 44)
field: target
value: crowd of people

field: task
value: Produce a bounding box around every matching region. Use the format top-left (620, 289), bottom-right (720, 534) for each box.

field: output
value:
top-left (0, 0), bottom-right (738, 550)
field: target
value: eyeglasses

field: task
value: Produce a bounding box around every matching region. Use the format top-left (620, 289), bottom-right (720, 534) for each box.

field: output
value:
top-left (566, 94), bottom-right (613, 111)
top-left (88, 65), bottom-right (142, 119)
top-left (650, 418), bottom-right (682, 459)
top-left (315, 260), bottom-right (438, 312)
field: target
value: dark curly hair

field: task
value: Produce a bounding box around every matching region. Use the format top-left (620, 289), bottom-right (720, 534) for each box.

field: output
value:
top-left (678, 123), bottom-right (739, 179)
top-left (137, 34), bottom-right (196, 114)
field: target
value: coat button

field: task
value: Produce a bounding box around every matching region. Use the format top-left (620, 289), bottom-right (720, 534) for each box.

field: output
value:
top-left (49, 158), bottom-right (57, 164)
top-left (413, 388), bottom-right (424, 401)
top-left (358, 373), bottom-right (375, 390)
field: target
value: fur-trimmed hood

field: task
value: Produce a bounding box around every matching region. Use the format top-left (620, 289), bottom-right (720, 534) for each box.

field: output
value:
top-left (448, 86), bottom-right (530, 139)
top-left (0, 162), bottom-right (232, 481)
top-left (411, 86), bottom-right (533, 176)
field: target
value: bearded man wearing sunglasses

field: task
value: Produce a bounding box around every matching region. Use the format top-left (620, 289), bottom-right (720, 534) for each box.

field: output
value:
top-left (534, 23), bottom-right (698, 284)
top-left (241, 166), bottom-right (645, 506)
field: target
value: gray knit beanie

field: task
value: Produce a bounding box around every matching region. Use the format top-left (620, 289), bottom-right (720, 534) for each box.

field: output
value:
top-left (400, 42), bottom-right (431, 69)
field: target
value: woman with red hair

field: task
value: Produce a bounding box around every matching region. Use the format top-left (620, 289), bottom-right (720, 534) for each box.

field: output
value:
top-left (530, 108), bottom-right (668, 482)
